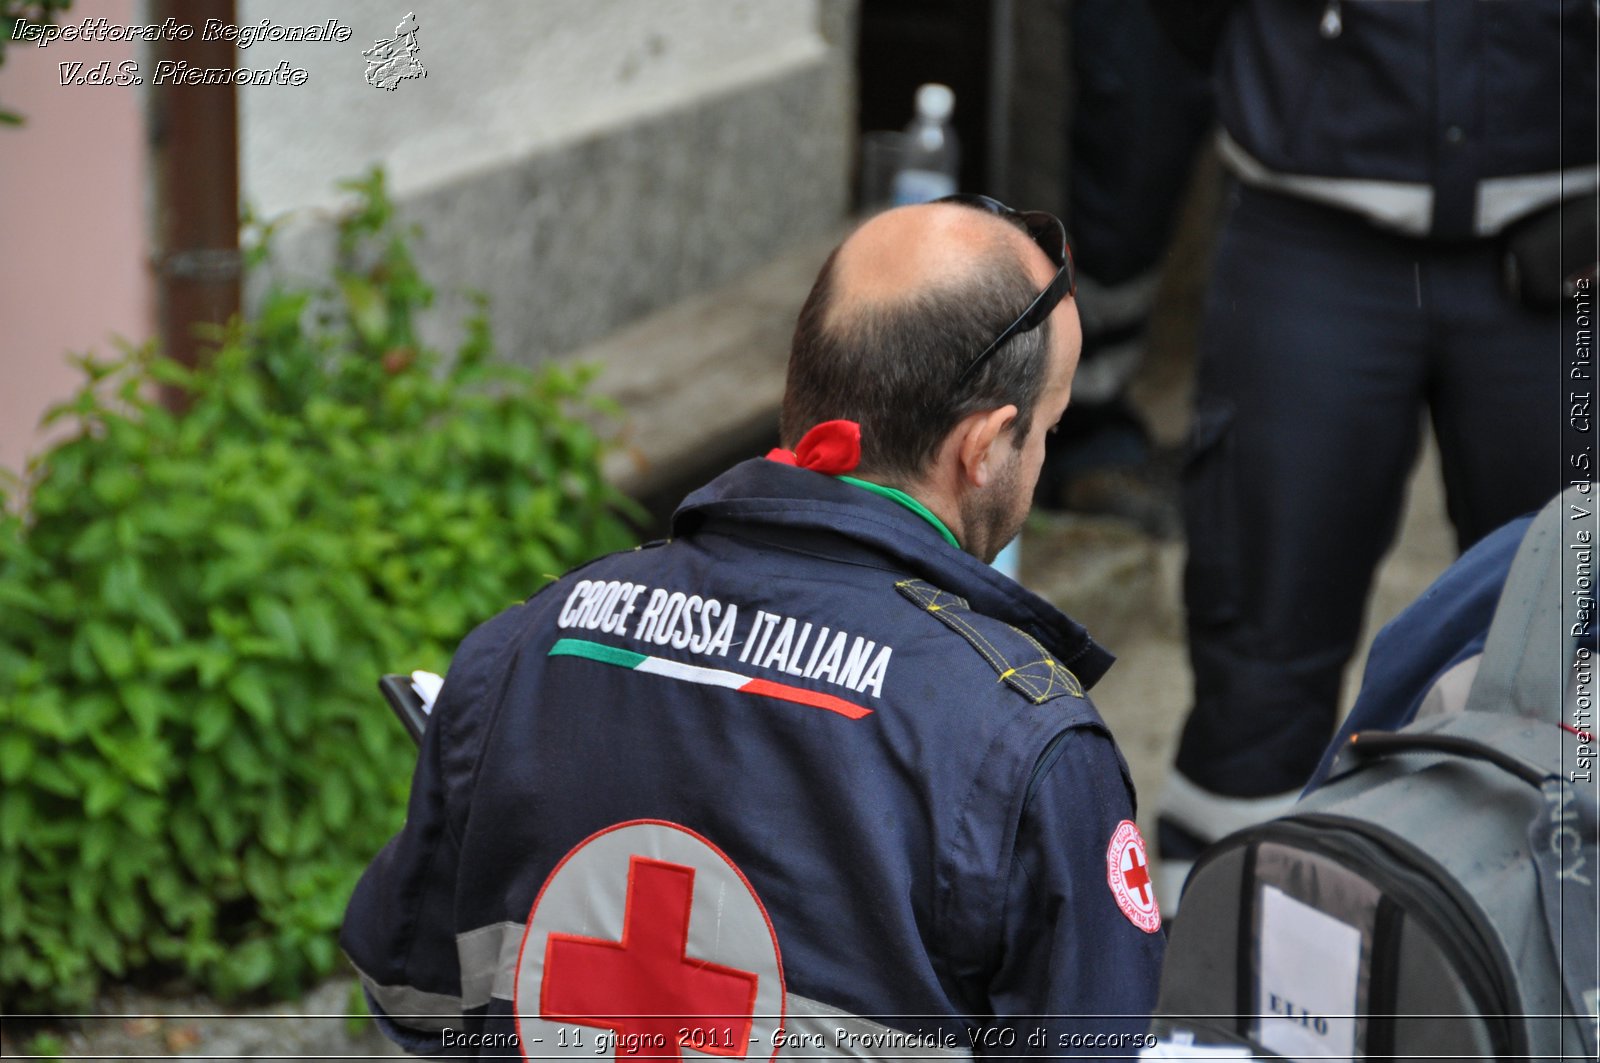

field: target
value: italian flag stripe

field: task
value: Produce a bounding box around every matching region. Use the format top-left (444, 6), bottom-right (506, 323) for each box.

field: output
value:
top-left (549, 637), bottom-right (872, 720)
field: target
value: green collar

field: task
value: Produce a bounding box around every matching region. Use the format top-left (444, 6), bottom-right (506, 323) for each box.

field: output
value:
top-left (836, 475), bottom-right (960, 549)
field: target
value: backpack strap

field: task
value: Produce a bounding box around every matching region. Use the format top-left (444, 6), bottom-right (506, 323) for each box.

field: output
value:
top-left (1463, 484), bottom-right (1593, 721)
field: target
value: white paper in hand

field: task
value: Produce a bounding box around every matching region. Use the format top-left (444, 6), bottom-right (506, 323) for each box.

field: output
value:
top-left (409, 670), bottom-right (444, 715)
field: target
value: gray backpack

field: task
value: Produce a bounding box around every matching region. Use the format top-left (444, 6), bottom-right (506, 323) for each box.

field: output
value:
top-left (1151, 486), bottom-right (1598, 1060)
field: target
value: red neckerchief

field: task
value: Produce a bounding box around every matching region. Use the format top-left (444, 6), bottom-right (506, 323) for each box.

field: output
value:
top-left (765, 419), bottom-right (861, 475)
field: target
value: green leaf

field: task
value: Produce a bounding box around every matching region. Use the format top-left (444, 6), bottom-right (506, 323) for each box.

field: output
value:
top-left (220, 730), bottom-right (268, 787)
top-left (132, 593), bottom-right (186, 645)
top-left (304, 931), bottom-right (337, 976)
top-left (0, 731), bottom-right (34, 783)
top-left (119, 793), bottom-right (165, 837)
top-left (83, 621), bottom-right (135, 679)
top-left (15, 691), bottom-right (71, 741)
top-left (89, 728), bottom-right (169, 792)
top-left (0, 789), bottom-right (31, 850)
top-left (248, 596), bottom-right (300, 657)
top-left (193, 693), bottom-right (234, 750)
top-left (319, 770), bottom-right (354, 830)
top-left (171, 807), bottom-right (210, 867)
top-left (68, 629), bottom-right (99, 682)
top-left (289, 802), bottom-right (325, 857)
top-left (339, 276), bottom-right (389, 346)
top-left (64, 520), bottom-right (117, 565)
top-left (120, 683), bottom-right (167, 737)
top-left (297, 599), bottom-right (338, 665)
top-left (70, 693), bottom-right (120, 738)
top-left (80, 819), bottom-right (118, 870)
top-left (30, 757), bottom-right (79, 798)
top-left (84, 771), bottom-right (127, 818)
top-left (259, 791), bottom-right (292, 856)
top-left (225, 667), bottom-right (274, 726)
top-left (205, 797), bottom-right (246, 850)
top-left (90, 465), bottom-right (140, 507)
top-left (0, 579), bottom-right (49, 616)
top-left (189, 756), bottom-right (223, 812)
top-left (196, 642), bottom-right (234, 689)
top-left (221, 937), bottom-right (275, 994)
top-left (106, 887), bottom-right (144, 937)
top-left (242, 848), bottom-right (280, 899)
top-left (101, 555), bottom-right (144, 612)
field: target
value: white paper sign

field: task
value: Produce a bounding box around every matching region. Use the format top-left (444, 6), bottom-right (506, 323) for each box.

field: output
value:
top-left (1254, 885), bottom-right (1362, 1061)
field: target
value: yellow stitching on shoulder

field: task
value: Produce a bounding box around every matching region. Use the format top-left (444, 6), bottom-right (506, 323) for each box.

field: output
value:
top-left (1007, 624), bottom-right (1085, 699)
top-left (941, 612), bottom-right (1007, 672)
top-left (895, 579), bottom-right (1084, 701)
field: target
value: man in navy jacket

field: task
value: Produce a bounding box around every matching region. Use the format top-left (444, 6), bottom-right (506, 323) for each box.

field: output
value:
top-left (342, 196), bottom-right (1165, 1059)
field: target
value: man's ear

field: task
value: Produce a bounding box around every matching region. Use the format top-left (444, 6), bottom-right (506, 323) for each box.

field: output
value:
top-left (954, 404), bottom-right (1018, 487)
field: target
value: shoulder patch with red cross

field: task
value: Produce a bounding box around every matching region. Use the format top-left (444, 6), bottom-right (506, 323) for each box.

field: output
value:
top-left (1105, 820), bottom-right (1161, 933)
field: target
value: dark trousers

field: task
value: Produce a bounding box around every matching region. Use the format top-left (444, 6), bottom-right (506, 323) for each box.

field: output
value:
top-left (1175, 184), bottom-right (1568, 796)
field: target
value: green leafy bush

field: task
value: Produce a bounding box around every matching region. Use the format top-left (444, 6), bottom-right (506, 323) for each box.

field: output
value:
top-left (0, 169), bottom-right (638, 1008)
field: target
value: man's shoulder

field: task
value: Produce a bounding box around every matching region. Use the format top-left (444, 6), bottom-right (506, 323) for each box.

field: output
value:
top-left (893, 577), bottom-right (1090, 706)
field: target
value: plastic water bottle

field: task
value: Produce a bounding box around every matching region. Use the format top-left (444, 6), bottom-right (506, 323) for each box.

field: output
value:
top-left (891, 83), bottom-right (959, 206)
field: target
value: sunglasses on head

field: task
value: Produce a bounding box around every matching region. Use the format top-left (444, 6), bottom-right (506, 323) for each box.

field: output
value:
top-left (935, 193), bottom-right (1076, 392)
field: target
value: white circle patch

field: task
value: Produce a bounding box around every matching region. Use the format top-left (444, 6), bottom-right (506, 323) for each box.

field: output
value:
top-left (1105, 820), bottom-right (1161, 933)
top-left (513, 820), bottom-right (786, 1060)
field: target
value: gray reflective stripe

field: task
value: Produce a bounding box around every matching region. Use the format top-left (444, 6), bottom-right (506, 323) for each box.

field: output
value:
top-left (1159, 770), bottom-right (1300, 844)
top-left (457, 919), bottom-right (525, 1010)
top-left (1074, 268), bottom-right (1162, 336)
top-left (1219, 131), bottom-right (1597, 238)
top-left (1070, 337), bottom-right (1144, 406)
top-left (1217, 131), bottom-right (1434, 235)
top-left (783, 993), bottom-right (974, 1060)
top-left (1477, 164), bottom-right (1600, 235)
top-left (353, 969), bottom-right (461, 1034)
top-left (448, 921), bottom-right (977, 1059)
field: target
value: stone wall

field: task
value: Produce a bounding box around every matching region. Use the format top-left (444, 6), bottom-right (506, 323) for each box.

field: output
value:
top-left (238, 0), bottom-right (855, 365)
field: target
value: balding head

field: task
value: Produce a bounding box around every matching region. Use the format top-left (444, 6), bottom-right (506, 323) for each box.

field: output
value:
top-left (780, 200), bottom-right (1059, 481)
top-left (828, 201), bottom-right (1030, 315)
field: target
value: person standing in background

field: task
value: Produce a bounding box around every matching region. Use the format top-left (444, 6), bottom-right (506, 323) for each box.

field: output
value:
top-left (1149, 0), bottom-right (1599, 910)
top-left (1034, 0), bottom-right (1213, 536)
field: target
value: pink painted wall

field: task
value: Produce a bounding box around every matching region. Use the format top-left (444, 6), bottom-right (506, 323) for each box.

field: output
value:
top-left (0, 0), bottom-right (151, 480)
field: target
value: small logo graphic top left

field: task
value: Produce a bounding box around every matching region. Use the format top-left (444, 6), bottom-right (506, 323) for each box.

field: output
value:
top-left (363, 12), bottom-right (425, 91)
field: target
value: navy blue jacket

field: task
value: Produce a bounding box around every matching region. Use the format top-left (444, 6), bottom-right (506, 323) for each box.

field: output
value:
top-left (341, 459), bottom-right (1165, 1057)
top-left (1207, 0), bottom-right (1597, 238)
